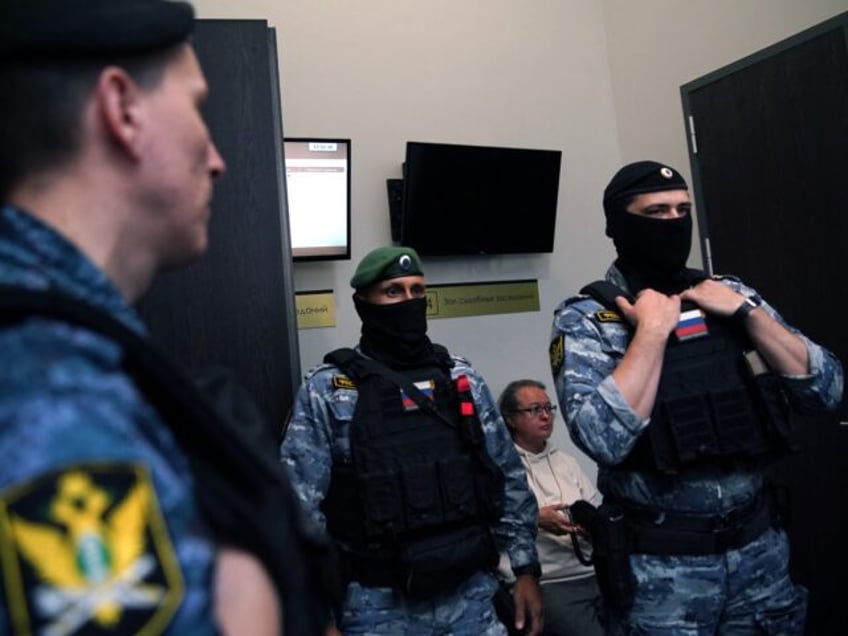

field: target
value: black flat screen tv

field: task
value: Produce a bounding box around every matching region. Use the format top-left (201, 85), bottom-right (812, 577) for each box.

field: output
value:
top-left (283, 137), bottom-right (351, 261)
top-left (399, 141), bottom-right (562, 256)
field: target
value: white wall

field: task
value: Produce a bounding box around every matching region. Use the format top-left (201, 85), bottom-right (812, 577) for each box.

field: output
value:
top-left (603, 0), bottom-right (847, 268)
top-left (192, 0), bottom-right (845, 478)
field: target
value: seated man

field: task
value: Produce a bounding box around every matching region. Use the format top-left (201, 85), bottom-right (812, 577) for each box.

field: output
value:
top-left (498, 380), bottom-right (605, 636)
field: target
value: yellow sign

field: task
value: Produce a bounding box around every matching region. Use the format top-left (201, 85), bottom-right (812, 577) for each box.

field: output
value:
top-left (425, 280), bottom-right (539, 319)
top-left (295, 291), bottom-right (336, 329)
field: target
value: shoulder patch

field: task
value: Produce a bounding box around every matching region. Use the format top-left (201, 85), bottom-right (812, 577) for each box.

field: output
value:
top-left (0, 463), bottom-right (183, 635)
top-left (332, 375), bottom-right (357, 391)
top-left (549, 334), bottom-right (565, 377)
top-left (594, 309), bottom-right (623, 323)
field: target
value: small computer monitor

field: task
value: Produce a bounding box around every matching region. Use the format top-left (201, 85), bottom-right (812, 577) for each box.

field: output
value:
top-left (283, 137), bottom-right (351, 261)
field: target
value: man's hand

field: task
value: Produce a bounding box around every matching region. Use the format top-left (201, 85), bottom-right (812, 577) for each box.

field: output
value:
top-left (680, 278), bottom-right (745, 316)
top-left (682, 279), bottom-right (809, 375)
top-left (539, 504), bottom-right (579, 535)
top-left (513, 573), bottom-right (544, 636)
top-left (615, 288), bottom-right (681, 335)
top-left (215, 547), bottom-right (281, 636)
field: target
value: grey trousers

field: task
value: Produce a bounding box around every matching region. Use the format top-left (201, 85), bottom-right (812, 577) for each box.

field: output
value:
top-left (541, 575), bottom-right (605, 636)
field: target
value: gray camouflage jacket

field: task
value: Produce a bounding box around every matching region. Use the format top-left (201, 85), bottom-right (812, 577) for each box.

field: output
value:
top-left (0, 205), bottom-right (217, 634)
top-left (550, 263), bottom-right (843, 514)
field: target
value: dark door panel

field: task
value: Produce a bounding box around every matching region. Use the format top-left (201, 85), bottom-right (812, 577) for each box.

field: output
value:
top-left (682, 13), bottom-right (848, 635)
top-left (137, 20), bottom-right (300, 442)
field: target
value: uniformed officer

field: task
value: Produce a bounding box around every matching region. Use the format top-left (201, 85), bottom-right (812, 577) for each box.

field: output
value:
top-left (0, 2), bottom-right (332, 634)
top-left (281, 245), bottom-right (545, 635)
top-left (549, 161), bottom-right (843, 634)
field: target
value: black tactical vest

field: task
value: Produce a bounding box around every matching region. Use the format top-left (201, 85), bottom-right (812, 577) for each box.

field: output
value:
top-left (320, 348), bottom-right (505, 598)
top-left (580, 281), bottom-right (793, 474)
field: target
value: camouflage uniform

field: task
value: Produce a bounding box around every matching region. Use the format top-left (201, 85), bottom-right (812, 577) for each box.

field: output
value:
top-left (550, 263), bottom-right (843, 634)
top-left (0, 205), bottom-right (217, 635)
top-left (281, 350), bottom-right (539, 634)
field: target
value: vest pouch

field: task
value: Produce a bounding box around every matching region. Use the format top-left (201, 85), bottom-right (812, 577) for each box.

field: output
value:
top-left (708, 387), bottom-right (766, 455)
top-left (399, 523), bottom-right (497, 599)
top-left (438, 456), bottom-right (480, 523)
top-left (596, 514), bottom-right (636, 614)
top-left (660, 394), bottom-right (720, 465)
top-left (576, 502), bottom-right (635, 614)
top-left (403, 462), bottom-right (444, 531)
top-left (745, 368), bottom-right (794, 452)
top-left (476, 470), bottom-right (506, 521)
top-left (360, 469), bottom-right (405, 538)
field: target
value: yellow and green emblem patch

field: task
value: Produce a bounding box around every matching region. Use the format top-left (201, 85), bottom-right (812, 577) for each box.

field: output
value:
top-left (0, 464), bottom-right (183, 635)
top-left (594, 309), bottom-right (623, 323)
top-left (332, 375), bottom-right (357, 391)
top-left (549, 335), bottom-right (565, 377)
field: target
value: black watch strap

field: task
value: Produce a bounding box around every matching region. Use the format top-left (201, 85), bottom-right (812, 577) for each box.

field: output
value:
top-left (732, 296), bottom-right (760, 325)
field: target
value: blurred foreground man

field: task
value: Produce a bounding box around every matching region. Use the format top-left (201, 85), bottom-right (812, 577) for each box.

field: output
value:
top-left (282, 246), bottom-right (544, 635)
top-left (0, 1), bottom-right (333, 634)
top-left (549, 161), bottom-right (843, 634)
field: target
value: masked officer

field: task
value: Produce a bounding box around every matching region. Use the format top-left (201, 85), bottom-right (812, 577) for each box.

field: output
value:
top-left (549, 161), bottom-right (843, 634)
top-left (281, 245), bottom-right (544, 635)
top-left (0, 2), bottom-right (335, 634)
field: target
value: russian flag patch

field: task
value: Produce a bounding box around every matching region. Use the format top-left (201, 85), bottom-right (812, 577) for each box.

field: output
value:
top-left (401, 380), bottom-right (435, 411)
top-left (675, 308), bottom-right (708, 341)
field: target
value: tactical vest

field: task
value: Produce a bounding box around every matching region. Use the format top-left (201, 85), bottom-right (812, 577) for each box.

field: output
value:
top-left (580, 281), bottom-right (793, 474)
top-left (321, 347), bottom-right (505, 598)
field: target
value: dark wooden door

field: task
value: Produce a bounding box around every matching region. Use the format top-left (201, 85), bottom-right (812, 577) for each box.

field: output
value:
top-left (137, 20), bottom-right (300, 442)
top-left (682, 12), bottom-right (848, 635)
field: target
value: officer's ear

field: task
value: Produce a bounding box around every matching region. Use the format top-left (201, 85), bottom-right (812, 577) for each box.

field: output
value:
top-left (96, 66), bottom-right (145, 161)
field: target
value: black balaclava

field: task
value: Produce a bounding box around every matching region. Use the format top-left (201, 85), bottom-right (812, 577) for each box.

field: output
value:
top-left (350, 246), bottom-right (443, 368)
top-left (354, 295), bottom-right (438, 369)
top-left (603, 160), bottom-right (694, 294)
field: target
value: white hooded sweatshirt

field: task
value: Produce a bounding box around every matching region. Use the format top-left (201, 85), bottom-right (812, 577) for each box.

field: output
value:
top-left (504, 442), bottom-right (601, 583)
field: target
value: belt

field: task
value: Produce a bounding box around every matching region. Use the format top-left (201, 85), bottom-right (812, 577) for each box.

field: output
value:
top-left (617, 494), bottom-right (773, 556)
top-left (346, 555), bottom-right (399, 588)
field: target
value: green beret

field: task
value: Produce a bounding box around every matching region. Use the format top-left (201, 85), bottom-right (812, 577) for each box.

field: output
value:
top-left (350, 246), bottom-right (424, 290)
top-left (0, 0), bottom-right (195, 64)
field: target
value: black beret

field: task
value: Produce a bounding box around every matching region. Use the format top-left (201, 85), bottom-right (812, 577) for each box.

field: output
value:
top-left (350, 246), bottom-right (424, 290)
top-left (603, 160), bottom-right (688, 206)
top-left (0, 0), bottom-right (195, 64)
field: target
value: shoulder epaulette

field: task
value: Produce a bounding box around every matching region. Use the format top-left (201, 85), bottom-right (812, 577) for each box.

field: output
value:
top-left (579, 280), bottom-right (635, 309)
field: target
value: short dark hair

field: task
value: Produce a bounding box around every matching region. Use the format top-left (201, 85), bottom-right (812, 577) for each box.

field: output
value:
top-left (0, 46), bottom-right (178, 201)
top-left (498, 379), bottom-right (547, 436)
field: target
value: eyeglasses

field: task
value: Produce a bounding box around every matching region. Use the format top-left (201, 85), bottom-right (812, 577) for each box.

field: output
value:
top-left (514, 404), bottom-right (557, 417)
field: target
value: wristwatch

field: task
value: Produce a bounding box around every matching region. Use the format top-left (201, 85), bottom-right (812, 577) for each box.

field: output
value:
top-left (732, 296), bottom-right (761, 325)
top-left (512, 562), bottom-right (542, 579)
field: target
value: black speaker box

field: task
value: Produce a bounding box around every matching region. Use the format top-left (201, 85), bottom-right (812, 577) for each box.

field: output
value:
top-left (386, 178), bottom-right (403, 242)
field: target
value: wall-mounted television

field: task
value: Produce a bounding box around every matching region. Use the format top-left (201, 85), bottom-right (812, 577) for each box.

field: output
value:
top-left (398, 141), bottom-right (562, 256)
top-left (283, 137), bottom-right (351, 261)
